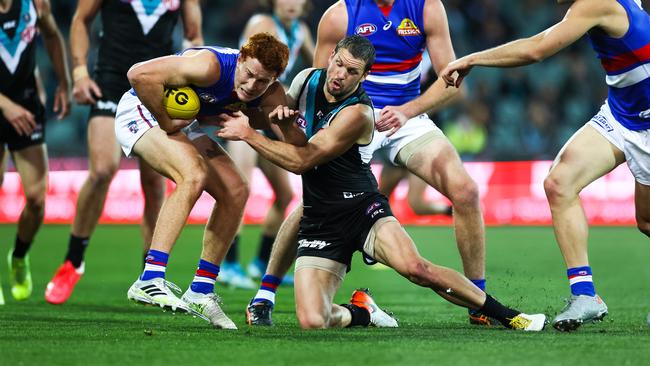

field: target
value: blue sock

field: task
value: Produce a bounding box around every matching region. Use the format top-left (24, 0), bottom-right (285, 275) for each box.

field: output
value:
top-left (251, 274), bottom-right (282, 305)
top-left (190, 259), bottom-right (220, 294)
top-left (141, 249), bottom-right (169, 280)
top-left (567, 266), bottom-right (595, 296)
top-left (471, 279), bottom-right (486, 292)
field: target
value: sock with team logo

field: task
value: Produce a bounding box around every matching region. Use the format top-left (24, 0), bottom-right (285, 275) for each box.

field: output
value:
top-left (190, 259), bottom-right (220, 294)
top-left (140, 249), bottom-right (169, 281)
top-left (567, 266), bottom-right (596, 296)
top-left (251, 274), bottom-right (282, 305)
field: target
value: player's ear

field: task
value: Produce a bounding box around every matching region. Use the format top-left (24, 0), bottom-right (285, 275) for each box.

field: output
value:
top-left (359, 70), bottom-right (369, 84)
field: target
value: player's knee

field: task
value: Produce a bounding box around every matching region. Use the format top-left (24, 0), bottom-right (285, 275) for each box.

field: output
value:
top-left (89, 164), bottom-right (119, 187)
top-left (543, 174), bottom-right (573, 204)
top-left (228, 179), bottom-right (250, 211)
top-left (637, 220), bottom-right (650, 238)
top-left (274, 189), bottom-right (293, 209)
top-left (448, 178), bottom-right (479, 209)
top-left (177, 161), bottom-right (209, 197)
top-left (297, 310), bottom-right (328, 329)
top-left (23, 188), bottom-right (46, 214)
top-left (404, 259), bottom-right (434, 287)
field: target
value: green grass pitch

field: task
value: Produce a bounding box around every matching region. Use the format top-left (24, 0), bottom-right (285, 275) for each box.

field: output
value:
top-left (1, 224), bottom-right (649, 365)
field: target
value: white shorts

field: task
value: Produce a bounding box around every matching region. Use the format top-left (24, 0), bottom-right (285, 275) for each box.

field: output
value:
top-left (114, 91), bottom-right (159, 157)
top-left (587, 101), bottom-right (650, 185)
top-left (115, 91), bottom-right (218, 157)
top-left (360, 109), bottom-right (443, 165)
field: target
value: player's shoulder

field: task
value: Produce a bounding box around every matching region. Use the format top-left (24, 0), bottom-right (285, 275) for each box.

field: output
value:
top-left (568, 0), bottom-right (620, 18)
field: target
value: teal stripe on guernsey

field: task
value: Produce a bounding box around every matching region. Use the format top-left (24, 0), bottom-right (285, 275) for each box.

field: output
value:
top-left (304, 70), bottom-right (322, 139)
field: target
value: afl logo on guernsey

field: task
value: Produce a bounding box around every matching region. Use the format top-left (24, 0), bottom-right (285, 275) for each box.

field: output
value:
top-left (396, 18), bottom-right (421, 36)
top-left (355, 23), bottom-right (377, 36)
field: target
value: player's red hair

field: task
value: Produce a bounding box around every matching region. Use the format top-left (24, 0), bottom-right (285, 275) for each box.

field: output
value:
top-left (240, 33), bottom-right (289, 77)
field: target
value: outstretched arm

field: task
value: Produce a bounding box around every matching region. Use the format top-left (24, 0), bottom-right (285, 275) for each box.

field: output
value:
top-left (376, 0), bottom-right (461, 135)
top-left (217, 104), bottom-right (373, 174)
top-left (440, 0), bottom-right (611, 87)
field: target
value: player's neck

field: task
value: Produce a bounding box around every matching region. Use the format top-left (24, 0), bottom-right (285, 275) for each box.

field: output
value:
top-left (374, 0), bottom-right (395, 7)
top-left (0, 0), bottom-right (12, 13)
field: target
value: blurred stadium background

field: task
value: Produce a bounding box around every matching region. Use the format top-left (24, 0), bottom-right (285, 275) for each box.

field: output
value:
top-left (0, 0), bottom-right (646, 226)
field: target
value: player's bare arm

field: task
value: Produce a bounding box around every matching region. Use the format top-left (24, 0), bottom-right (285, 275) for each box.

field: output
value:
top-left (36, 0), bottom-right (71, 119)
top-left (249, 80), bottom-right (307, 146)
top-left (181, 0), bottom-right (204, 47)
top-left (70, 0), bottom-right (103, 104)
top-left (217, 104), bottom-right (373, 174)
top-left (376, 0), bottom-right (461, 135)
top-left (313, 1), bottom-right (347, 68)
top-left (440, 0), bottom-right (620, 88)
top-left (127, 50), bottom-right (220, 134)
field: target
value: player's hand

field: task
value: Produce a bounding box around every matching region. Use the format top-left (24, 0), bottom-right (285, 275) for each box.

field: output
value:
top-left (216, 111), bottom-right (253, 141)
top-left (269, 105), bottom-right (298, 125)
top-left (72, 76), bottom-right (103, 105)
top-left (1, 100), bottom-right (36, 136)
top-left (376, 106), bottom-right (409, 137)
top-left (440, 58), bottom-right (472, 88)
top-left (53, 84), bottom-right (71, 120)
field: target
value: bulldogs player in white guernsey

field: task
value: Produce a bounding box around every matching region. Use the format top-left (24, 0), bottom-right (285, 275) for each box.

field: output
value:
top-left (219, 35), bottom-right (546, 331)
top-left (115, 34), bottom-right (301, 328)
top-left (246, 0), bottom-right (496, 327)
top-left (441, 0), bottom-right (650, 331)
top-left (45, 0), bottom-right (202, 306)
top-left (0, 0), bottom-right (69, 303)
top-left (220, 0), bottom-right (316, 289)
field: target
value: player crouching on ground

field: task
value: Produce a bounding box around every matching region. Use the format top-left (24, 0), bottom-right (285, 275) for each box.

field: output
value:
top-left (218, 35), bottom-right (547, 330)
top-left (114, 33), bottom-right (303, 329)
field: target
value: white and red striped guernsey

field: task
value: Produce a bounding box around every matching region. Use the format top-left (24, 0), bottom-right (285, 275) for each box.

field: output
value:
top-left (345, 0), bottom-right (426, 109)
top-left (587, 0), bottom-right (650, 130)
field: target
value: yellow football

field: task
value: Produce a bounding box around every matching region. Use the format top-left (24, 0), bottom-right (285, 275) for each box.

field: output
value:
top-left (162, 86), bottom-right (200, 119)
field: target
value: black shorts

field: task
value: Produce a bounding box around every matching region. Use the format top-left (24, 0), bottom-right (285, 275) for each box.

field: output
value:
top-left (296, 193), bottom-right (393, 270)
top-left (0, 99), bottom-right (45, 151)
top-left (88, 71), bottom-right (131, 119)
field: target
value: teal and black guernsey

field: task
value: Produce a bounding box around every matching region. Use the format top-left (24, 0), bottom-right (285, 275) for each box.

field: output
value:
top-left (296, 69), bottom-right (378, 213)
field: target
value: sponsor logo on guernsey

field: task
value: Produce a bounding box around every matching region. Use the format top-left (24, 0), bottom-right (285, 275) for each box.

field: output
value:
top-left (298, 239), bottom-right (331, 250)
top-left (365, 202), bottom-right (382, 215)
top-left (199, 93), bottom-right (217, 104)
top-left (128, 121), bottom-right (139, 134)
top-left (343, 192), bottom-right (364, 199)
top-left (396, 18), bottom-right (421, 36)
top-left (3, 20), bottom-right (16, 30)
top-left (96, 100), bottom-right (118, 113)
top-left (355, 23), bottom-right (377, 36)
top-left (591, 114), bottom-right (613, 132)
top-left (296, 114), bottom-right (307, 129)
top-left (383, 21), bottom-right (392, 31)
top-left (639, 108), bottom-right (650, 119)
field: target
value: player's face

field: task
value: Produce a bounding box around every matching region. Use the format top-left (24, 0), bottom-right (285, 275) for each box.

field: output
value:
top-left (274, 0), bottom-right (306, 21)
top-left (234, 57), bottom-right (277, 101)
top-left (325, 48), bottom-right (368, 99)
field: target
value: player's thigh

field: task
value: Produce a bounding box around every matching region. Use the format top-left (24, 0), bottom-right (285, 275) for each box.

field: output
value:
top-left (379, 164), bottom-right (407, 196)
top-left (226, 139), bottom-right (256, 182)
top-left (548, 125), bottom-right (625, 192)
top-left (138, 157), bottom-right (165, 194)
top-left (406, 173), bottom-right (429, 200)
top-left (404, 133), bottom-right (472, 197)
top-left (191, 135), bottom-right (247, 199)
top-left (11, 144), bottom-right (48, 199)
top-left (87, 116), bottom-right (121, 170)
top-left (370, 219), bottom-right (422, 275)
top-left (133, 127), bottom-right (206, 183)
top-left (294, 260), bottom-right (344, 322)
